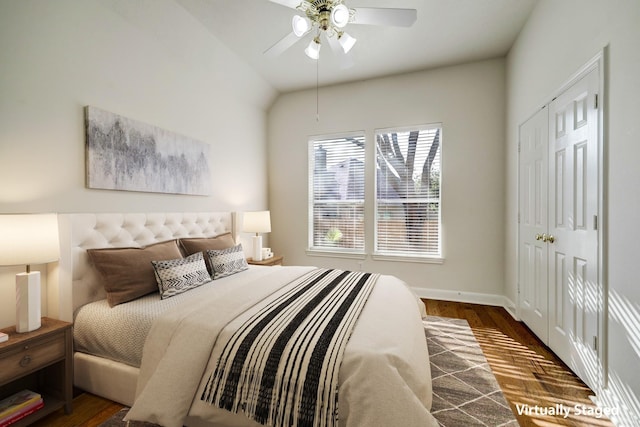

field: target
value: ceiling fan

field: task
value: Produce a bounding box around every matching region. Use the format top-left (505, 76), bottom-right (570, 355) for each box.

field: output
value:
top-left (265, 0), bottom-right (417, 61)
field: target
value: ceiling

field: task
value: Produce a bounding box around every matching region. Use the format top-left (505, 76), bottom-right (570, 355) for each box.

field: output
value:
top-left (176, 0), bottom-right (537, 93)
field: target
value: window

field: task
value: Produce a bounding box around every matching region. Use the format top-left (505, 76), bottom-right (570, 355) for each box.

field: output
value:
top-left (307, 126), bottom-right (442, 261)
top-left (375, 125), bottom-right (442, 259)
top-left (308, 134), bottom-right (365, 254)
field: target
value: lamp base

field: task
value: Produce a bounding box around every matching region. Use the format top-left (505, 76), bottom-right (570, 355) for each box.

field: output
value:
top-left (16, 271), bottom-right (41, 333)
top-left (252, 235), bottom-right (263, 262)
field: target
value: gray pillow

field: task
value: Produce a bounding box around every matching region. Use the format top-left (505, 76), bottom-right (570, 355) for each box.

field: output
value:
top-left (152, 252), bottom-right (211, 299)
top-left (206, 244), bottom-right (248, 279)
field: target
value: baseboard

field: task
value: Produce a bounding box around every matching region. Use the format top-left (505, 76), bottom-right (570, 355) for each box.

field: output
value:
top-left (593, 380), bottom-right (640, 426)
top-left (503, 302), bottom-right (520, 321)
top-left (413, 287), bottom-right (518, 319)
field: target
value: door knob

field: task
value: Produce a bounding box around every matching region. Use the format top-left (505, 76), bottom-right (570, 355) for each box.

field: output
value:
top-left (535, 234), bottom-right (543, 241)
top-left (543, 234), bottom-right (555, 244)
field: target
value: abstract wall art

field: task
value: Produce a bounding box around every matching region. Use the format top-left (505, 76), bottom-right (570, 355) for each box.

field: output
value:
top-left (85, 106), bottom-right (212, 195)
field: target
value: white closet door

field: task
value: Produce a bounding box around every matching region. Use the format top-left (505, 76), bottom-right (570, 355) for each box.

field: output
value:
top-left (518, 107), bottom-right (549, 343)
top-left (548, 67), bottom-right (600, 391)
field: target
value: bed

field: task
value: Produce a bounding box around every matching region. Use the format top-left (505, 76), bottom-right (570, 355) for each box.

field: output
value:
top-left (57, 212), bottom-right (437, 427)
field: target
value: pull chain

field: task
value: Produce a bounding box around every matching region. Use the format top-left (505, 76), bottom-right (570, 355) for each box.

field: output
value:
top-left (316, 54), bottom-right (320, 122)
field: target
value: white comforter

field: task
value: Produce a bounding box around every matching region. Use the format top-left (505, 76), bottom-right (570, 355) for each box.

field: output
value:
top-left (125, 266), bottom-right (437, 427)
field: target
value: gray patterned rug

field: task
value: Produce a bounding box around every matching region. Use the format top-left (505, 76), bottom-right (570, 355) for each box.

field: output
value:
top-left (425, 315), bottom-right (519, 426)
top-left (100, 316), bottom-right (518, 427)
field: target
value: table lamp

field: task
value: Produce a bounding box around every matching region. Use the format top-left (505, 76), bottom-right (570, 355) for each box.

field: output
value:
top-left (243, 211), bottom-right (271, 261)
top-left (0, 214), bottom-right (60, 333)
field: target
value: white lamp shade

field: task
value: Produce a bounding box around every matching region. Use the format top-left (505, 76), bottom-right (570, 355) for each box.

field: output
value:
top-left (331, 4), bottom-right (350, 28)
top-left (292, 15), bottom-right (311, 37)
top-left (305, 39), bottom-right (321, 59)
top-left (243, 211), bottom-right (271, 234)
top-left (0, 213), bottom-right (60, 267)
top-left (339, 32), bottom-right (357, 53)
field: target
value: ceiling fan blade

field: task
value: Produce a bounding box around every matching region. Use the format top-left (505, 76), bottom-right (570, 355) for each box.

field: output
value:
top-left (351, 7), bottom-right (417, 27)
top-left (268, 0), bottom-right (306, 10)
top-left (264, 31), bottom-right (303, 58)
top-left (326, 35), bottom-right (354, 69)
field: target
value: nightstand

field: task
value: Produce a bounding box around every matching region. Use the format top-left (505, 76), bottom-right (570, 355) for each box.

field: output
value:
top-left (0, 318), bottom-right (73, 425)
top-left (247, 255), bottom-right (284, 266)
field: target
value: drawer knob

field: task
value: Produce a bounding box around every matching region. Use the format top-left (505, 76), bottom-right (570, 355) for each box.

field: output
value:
top-left (19, 355), bottom-right (31, 367)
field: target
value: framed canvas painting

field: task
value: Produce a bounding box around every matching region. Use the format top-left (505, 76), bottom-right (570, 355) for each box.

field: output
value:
top-left (85, 106), bottom-right (212, 196)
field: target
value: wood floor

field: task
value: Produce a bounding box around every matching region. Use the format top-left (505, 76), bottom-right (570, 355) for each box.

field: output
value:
top-left (423, 299), bottom-right (614, 427)
top-left (32, 300), bottom-right (614, 427)
top-left (30, 392), bottom-right (124, 427)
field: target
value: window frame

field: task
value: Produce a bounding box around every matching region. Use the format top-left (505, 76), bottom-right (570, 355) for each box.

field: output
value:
top-left (305, 125), bottom-right (444, 263)
top-left (372, 123), bottom-right (444, 263)
top-left (307, 131), bottom-right (367, 258)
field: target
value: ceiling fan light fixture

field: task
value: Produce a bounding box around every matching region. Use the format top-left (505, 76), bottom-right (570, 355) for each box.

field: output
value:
top-left (292, 15), bottom-right (311, 37)
top-left (331, 4), bottom-right (350, 28)
top-left (305, 37), bottom-right (321, 59)
top-left (338, 31), bottom-right (356, 53)
top-left (265, 0), bottom-right (418, 62)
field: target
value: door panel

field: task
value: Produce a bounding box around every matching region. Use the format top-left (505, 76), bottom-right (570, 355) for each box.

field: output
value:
top-left (548, 67), bottom-right (599, 391)
top-left (518, 64), bottom-right (601, 393)
top-left (553, 251), bottom-right (566, 330)
top-left (518, 108), bottom-right (549, 343)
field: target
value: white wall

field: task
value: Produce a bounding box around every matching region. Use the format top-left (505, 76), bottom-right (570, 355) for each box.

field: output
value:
top-left (0, 0), bottom-right (276, 327)
top-left (505, 1), bottom-right (640, 424)
top-left (268, 59), bottom-right (507, 306)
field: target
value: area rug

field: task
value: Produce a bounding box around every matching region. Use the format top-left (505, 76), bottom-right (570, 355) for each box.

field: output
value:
top-left (425, 315), bottom-right (519, 426)
top-left (100, 315), bottom-right (518, 427)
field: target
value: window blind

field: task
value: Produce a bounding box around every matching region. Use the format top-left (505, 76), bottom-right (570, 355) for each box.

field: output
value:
top-left (375, 126), bottom-right (441, 257)
top-left (309, 135), bottom-right (365, 252)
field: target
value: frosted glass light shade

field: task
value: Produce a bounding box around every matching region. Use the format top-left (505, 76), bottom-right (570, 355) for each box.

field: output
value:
top-left (331, 4), bottom-right (350, 28)
top-left (305, 39), bottom-right (321, 59)
top-left (339, 32), bottom-right (357, 53)
top-left (0, 213), bottom-right (60, 266)
top-left (292, 15), bottom-right (311, 37)
top-left (243, 211), bottom-right (271, 234)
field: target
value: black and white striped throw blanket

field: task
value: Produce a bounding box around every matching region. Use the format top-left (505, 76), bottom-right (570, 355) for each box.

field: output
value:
top-left (201, 268), bottom-right (378, 427)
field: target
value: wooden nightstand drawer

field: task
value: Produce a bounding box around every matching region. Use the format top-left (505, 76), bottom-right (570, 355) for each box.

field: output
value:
top-left (0, 333), bottom-right (65, 384)
top-left (0, 318), bottom-right (73, 423)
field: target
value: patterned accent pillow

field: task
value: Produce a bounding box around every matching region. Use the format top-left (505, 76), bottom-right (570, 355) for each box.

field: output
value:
top-left (206, 244), bottom-right (249, 279)
top-left (152, 252), bottom-right (212, 299)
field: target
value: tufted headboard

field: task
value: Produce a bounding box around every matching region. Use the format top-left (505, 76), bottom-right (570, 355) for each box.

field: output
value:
top-left (50, 212), bottom-right (236, 322)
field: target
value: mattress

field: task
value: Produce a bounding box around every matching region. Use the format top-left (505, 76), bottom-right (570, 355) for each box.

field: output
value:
top-left (73, 266), bottom-right (273, 367)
